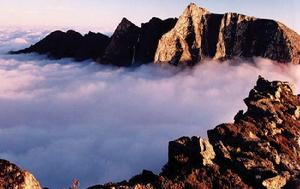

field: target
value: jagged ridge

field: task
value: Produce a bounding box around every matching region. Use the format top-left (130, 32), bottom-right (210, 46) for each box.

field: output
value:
top-left (12, 3), bottom-right (300, 66)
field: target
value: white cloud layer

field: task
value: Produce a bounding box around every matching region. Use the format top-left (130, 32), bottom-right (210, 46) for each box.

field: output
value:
top-left (0, 28), bottom-right (300, 188)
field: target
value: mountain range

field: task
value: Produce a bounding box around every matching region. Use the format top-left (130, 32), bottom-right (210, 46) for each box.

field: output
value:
top-left (12, 3), bottom-right (300, 66)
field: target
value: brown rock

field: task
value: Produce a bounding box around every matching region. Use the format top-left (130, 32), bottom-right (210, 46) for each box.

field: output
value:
top-left (262, 173), bottom-right (289, 189)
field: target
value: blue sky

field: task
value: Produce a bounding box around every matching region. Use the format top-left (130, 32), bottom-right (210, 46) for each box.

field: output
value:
top-left (0, 0), bottom-right (299, 33)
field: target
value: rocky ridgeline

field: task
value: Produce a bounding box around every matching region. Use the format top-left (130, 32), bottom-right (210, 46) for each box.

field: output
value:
top-left (12, 17), bottom-right (177, 66)
top-left (154, 3), bottom-right (300, 65)
top-left (86, 76), bottom-right (300, 189)
top-left (0, 159), bottom-right (41, 189)
top-left (12, 3), bottom-right (300, 66)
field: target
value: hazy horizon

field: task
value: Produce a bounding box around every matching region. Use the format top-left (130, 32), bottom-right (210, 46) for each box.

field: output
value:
top-left (0, 0), bottom-right (299, 34)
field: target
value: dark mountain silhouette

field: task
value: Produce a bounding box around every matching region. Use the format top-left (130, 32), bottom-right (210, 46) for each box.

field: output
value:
top-left (12, 30), bottom-right (110, 61)
top-left (101, 18), bottom-right (141, 66)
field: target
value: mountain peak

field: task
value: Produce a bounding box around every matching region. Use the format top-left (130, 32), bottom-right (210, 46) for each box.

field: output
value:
top-left (113, 17), bottom-right (139, 35)
top-left (120, 17), bottom-right (130, 23)
top-left (101, 17), bottom-right (140, 66)
top-left (184, 2), bottom-right (209, 15)
top-left (119, 17), bottom-right (136, 27)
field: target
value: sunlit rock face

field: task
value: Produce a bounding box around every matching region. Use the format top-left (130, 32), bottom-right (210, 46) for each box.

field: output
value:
top-left (0, 159), bottom-right (41, 189)
top-left (87, 76), bottom-right (300, 189)
top-left (155, 3), bottom-right (300, 65)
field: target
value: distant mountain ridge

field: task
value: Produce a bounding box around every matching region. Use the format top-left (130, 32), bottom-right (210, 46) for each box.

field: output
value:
top-left (12, 3), bottom-right (300, 66)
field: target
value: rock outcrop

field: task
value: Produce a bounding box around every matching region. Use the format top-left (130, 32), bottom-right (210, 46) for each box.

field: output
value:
top-left (0, 159), bottom-right (42, 189)
top-left (12, 30), bottom-right (110, 61)
top-left (154, 3), bottom-right (300, 65)
top-left (88, 76), bottom-right (300, 189)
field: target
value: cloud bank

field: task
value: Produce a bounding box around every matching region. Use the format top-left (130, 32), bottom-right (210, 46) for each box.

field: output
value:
top-left (0, 28), bottom-right (300, 188)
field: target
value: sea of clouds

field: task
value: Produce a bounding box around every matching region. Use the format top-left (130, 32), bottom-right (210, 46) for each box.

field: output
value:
top-left (0, 28), bottom-right (300, 188)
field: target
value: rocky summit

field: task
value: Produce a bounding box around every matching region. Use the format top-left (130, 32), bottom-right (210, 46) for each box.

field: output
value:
top-left (0, 159), bottom-right (41, 189)
top-left (155, 3), bottom-right (300, 65)
top-left (12, 3), bottom-right (300, 66)
top-left (86, 76), bottom-right (300, 189)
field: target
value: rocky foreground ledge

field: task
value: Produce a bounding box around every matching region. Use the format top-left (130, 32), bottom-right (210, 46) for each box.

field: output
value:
top-left (1, 76), bottom-right (300, 189)
top-left (88, 76), bottom-right (300, 189)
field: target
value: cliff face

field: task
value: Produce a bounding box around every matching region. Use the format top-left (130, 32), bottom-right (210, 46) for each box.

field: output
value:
top-left (154, 3), bottom-right (300, 65)
top-left (0, 159), bottom-right (41, 189)
top-left (88, 76), bottom-right (300, 189)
